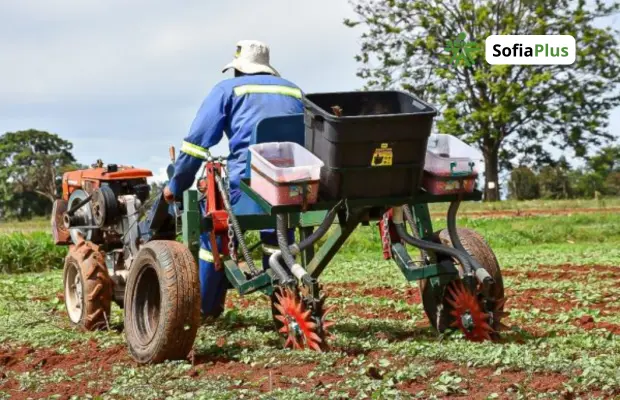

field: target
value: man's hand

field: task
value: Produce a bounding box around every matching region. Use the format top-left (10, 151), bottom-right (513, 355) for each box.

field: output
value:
top-left (163, 186), bottom-right (175, 203)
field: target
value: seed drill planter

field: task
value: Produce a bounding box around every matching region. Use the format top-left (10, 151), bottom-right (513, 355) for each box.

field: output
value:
top-left (53, 90), bottom-right (507, 364)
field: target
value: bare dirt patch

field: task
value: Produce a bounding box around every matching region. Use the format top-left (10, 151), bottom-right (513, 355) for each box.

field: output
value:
top-left (0, 339), bottom-right (130, 400)
top-left (397, 360), bottom-right (570, 398)
top-left (344, 303), bottom-right (410, 320)
top-left (505, 288), bottom-right (573, 313)
top-left (187, 354), bottom-right (359, 395)
top-left (435, 207), bottom-right (620, 219)
top-left (503, 264), bottom-right (620, 280)
top-left (575, 315), bottom-right (620, 334)
top-left (327, 283), bottom-right (422, 305)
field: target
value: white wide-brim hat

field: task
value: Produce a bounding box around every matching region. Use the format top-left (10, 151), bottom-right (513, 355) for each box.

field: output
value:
top-left (222, 40), bottom-right (280, 76)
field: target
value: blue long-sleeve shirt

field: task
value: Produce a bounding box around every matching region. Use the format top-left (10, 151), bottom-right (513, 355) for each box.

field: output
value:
top-left (168, 74), bottom-right (304, 198)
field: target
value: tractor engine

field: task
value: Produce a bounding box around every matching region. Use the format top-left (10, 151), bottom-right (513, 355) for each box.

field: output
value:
top-left (52, 161), bottom-right (155, 307)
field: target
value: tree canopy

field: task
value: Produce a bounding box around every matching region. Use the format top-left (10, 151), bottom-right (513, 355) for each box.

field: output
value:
top-left (0, 130), bottom-right (78, 219)
top-left (345, 0), bottom-right (620, 201)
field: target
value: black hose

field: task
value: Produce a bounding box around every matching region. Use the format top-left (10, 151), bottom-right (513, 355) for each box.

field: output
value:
top-left (276, 201), bottom-right (341, 260)
top-left (394, 223), bottom-right (473, 271)
top-left (294, 201), bottom-right (340, 254)
top-left (270, 202), bottom-right (341, 282)
top-left (276, 214), bottom-right (297, 269)
top-left (267, 252), bottom-right (295, 284)
top-left (447, 201), bottom-right (468, 254)
top-left (446, 201), bottom-right (493, 283)
top-left (268, 255), bottom-right (295, 284)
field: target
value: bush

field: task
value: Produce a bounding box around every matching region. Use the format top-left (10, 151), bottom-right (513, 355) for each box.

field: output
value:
top-left (508, 167), bottom-right (540, 200)
top-left (604, 171), bottom-right (620, 196)
top-left (0, 232), bottom-right (66, 273)
top-left (570, 171), bottom-right (605, 199)
top-left (538, 165), bottom-right (573, 199)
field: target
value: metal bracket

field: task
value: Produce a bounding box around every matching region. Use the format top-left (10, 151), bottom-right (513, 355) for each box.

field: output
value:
top-left (182, 190), bottom-right (201, 264)
top-left (391, 243), bottom-right (459, 282)
top-left (224, 259), bottom-right (274, 296)
top-left (120, 195), bottom-right (141, 268)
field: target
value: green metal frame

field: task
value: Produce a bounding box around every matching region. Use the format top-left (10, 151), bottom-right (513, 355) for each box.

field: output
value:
top-left (224, 260), bottom-right (275, 296)
top-left (182, 191), bottom-right (200, 264)
top-left (181, 182), bottom-right (482, 297)
top-left (238, 179), bottom-right (481, 215)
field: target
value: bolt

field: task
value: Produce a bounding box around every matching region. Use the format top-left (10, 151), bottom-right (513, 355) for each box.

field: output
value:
top-left (289, 321), bottom-right (302, 337)
top-left (461, 311), bottom-right (474, 331)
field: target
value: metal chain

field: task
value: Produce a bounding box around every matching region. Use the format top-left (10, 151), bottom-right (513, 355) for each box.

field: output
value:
top-left (381, 211), bottom-right (391, 250)
top-left (227, 215), bottom-right (237, 262)
top-left (222, 163), bottom-right (237, 262)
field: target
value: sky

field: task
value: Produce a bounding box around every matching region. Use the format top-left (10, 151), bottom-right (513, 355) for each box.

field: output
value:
top-left (0, 0), bottom-right (365, 182)
top-left (1, 0), bottom-right (619, 188)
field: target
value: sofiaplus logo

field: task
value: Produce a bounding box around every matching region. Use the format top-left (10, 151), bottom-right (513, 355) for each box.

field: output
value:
top-left (444, 33), bottom-right (576, 66)
top-left (485, 35), bottom-right (576, 65)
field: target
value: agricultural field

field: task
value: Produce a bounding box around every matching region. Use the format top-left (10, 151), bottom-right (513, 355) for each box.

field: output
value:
top-left (1, 199), bottom-right (620, 399)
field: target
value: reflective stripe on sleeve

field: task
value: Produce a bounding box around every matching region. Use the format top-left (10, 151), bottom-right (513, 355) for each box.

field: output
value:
top-left (198, 248), bottom-right (214, 262)
top-left (233, 85), bottom-right (302, 99)
top-left (181, 141), bottom-right (209, 160)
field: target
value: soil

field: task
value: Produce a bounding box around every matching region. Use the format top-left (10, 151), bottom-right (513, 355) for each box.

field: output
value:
top-left (5, 262), bottom-right (620, 398)
top-left (503, 264), bottom-right (620, 316)
top-left (505, 288), bottom-right (574, 313)
top-left (327, 283), bottom-right (421, 305)
top-left (0, 339), bottom-right (130, 400)
top-left (431, 207), bottom-right (620, 219)
top-left (574, 315), bottom-right (620, 334)
top-left (397, 361), bottom-right (570, 399)
top-left (344, 303), bottom-right (410, 320)
top-left (503, 263), bottom-right (620, 280)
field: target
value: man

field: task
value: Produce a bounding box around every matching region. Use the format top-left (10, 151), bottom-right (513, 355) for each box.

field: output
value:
top-left (164, 40), bottom-right (302, 318)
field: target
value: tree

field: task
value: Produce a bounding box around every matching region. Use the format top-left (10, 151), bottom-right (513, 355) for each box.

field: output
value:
top-left (538, 163), bottom-right (573, 199)
top-left (568, 145), bottom-right (620, 197)
top-left (0, 130), bottom-right (77, 218)
top-left (345, 0), bottom-right (620, 201)
top-left (507, 166), bottom-right (539, 200)
top-left (587, 145), bottom-right (620, 176)
top-left (569, 169), bottom-right (605, 198)
top-left (604, 171), bottom-right (620, 195)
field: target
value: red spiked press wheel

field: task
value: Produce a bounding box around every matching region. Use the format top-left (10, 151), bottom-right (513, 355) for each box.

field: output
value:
top-left (446, 281), bottom-right (494, 341)
top-left (272, 287), bottom-right (334, 351)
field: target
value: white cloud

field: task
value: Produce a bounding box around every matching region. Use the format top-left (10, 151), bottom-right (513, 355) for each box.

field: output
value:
top-left (0, 1), bottom-right (365, 175)
top-left (6, 0), bottom-right (612, 184)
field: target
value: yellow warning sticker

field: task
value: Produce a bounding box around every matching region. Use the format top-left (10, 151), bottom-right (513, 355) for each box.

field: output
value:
top-left (371, 143), bottom-right (393, 166)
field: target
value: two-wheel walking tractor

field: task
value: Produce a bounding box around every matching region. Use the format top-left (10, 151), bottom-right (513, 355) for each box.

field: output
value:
top-left (51, 90), bottom-right (508, 364)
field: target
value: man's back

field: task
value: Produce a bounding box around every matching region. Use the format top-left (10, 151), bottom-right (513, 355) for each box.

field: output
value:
top-left (164, 39), bottom-right (303, 321)
top-left (166, 40), bottom-right (303, 200)
top-left (214, 74), bottom-right (304, 190)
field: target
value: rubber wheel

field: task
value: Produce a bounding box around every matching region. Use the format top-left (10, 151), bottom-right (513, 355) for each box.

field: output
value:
top-left (63, 241), bottom-right (113, 331)
top-left (419, 228), bottom-right (505, 333)
top-left (124, 240), bottom-right (200, 364)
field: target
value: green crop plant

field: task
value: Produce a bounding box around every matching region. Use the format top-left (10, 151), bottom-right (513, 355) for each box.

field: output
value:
top-left (0, 232), bottom-right (65, 273)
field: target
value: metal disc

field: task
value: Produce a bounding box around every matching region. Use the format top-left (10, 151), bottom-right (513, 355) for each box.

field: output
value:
top-left (68, 189), bottom-right (95, 244)
top-left (92, 186), bottom-right (118, 227)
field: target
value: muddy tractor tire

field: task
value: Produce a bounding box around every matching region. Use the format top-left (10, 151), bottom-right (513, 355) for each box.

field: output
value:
top-left (63, 241), bottom-right (113, 331)
top-left (419, 228), bottom-right (505, 334)
top-left (124, 240), bottom-right (201, 364)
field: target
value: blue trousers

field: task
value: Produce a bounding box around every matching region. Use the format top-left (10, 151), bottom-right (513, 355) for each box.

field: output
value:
top-left (198, 189), bottom-right (294, 317)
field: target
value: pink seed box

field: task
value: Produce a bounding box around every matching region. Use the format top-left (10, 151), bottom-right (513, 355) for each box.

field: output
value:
top-left (249, 142), bottom-right (323, 206)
